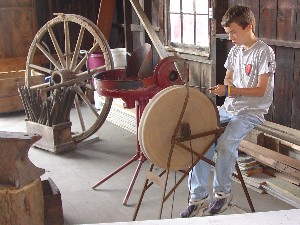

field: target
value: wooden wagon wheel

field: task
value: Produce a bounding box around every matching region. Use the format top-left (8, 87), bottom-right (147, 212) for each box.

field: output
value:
top-left (25, 14), bottom-right (114, 143)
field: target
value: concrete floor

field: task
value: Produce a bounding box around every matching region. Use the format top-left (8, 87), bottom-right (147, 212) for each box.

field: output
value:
top-left (0, 110), bottom-right (296, 225)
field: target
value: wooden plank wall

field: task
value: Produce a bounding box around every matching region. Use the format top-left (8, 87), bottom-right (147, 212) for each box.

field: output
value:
top-left (39, 0), bottom-right (101, 25)
top-left (0, 0), bottom-right (101, 72)
top-left (224, 0), bottom-right (300, 130)
top-left (34, 0), bottom-right (101, 55)
top-left (291, 0), bottom-right (300, 130)
top-left (0, 0), bottom-right (36, 59)
top-left (274, 1), bottom-right (295, 127)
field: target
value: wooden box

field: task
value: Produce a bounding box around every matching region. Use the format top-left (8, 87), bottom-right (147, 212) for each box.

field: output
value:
top-left (26, 121), bottom-right (75, 153)
top-left (0, 70), bottom-right (44, 113)
top-left (42, 178), bottom-right (64, 225)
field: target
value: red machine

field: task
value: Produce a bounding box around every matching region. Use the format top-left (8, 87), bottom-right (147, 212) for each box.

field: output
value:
top-left (93, 46), bottom-right (183, 205)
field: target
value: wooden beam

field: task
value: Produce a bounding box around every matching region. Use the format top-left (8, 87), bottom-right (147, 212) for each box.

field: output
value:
top-left (130, 24), bottom-right (160, 32)
top-left (238, 140), bottom-right (300, 179)
top-left (129, 0), bottom-right (168, 59)
top-left (215, 34), bottom-right (300, 49)
top-left (97, 0), bottom-right (116, 40)
top-left (123, 0), bottom-right (133, 53)
top-left (256, 122), bottom-right (300, 146)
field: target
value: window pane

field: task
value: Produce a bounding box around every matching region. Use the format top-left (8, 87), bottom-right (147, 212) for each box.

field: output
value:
top-left (170, 0), bottom-right (180, 13)
top-left (182, 0), bottom-right (194, 13)
top-left (196, 0), bottom-right (208, 14)
top-left (196, 15), bottom-right (209, 47)
top-left (183, 15), bottom-right (194, 44)
top-left (170, 14), bottom-right (181, 43)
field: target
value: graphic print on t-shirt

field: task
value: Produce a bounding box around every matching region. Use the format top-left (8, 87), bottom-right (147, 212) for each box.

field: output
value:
top-left (245, 64), bottom-right (252, 76)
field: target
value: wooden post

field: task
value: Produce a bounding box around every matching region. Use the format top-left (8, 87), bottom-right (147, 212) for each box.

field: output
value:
top-left (0, 178), bottom-right (44, 225)
top-left (97, 0), bottom-right (116, 40)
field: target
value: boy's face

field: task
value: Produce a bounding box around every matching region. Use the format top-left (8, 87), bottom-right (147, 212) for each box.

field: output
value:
top-left (224, 22), bottom-right (252, 46)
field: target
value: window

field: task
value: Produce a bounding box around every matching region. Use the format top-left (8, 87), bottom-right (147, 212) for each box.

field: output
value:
top-left (167, 0), bottom-right (210, 53)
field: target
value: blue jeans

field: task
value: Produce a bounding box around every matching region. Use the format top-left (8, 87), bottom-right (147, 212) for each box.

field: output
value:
top-left (188, 106), bottom-right (262, 200)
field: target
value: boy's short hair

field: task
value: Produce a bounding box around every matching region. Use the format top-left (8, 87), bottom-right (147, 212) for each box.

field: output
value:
top-left (221, 5), bottom-right (256, 32)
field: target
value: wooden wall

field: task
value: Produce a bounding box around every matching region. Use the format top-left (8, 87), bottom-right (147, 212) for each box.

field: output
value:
top-left (214, 0), bottom-right (300, 130)
top-left (35, 0), bottom-right (100, 30)
top-left (0, 0), bottom-right (36, 59)
top-left (0, 0), bottom-right (101, 72)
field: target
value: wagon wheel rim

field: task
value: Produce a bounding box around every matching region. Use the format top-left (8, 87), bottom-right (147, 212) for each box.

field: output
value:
top-left (25, 14), bottom-right (113, 143)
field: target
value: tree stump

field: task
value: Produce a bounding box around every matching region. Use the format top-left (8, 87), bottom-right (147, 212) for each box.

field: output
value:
top-left (0, 178), bottom-right (44, 225)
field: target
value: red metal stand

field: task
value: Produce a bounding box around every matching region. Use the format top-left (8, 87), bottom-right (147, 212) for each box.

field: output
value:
top-left (92, 99), bottom-right (148, 205)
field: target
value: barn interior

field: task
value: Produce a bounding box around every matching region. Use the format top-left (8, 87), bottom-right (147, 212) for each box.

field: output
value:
top-left (0, 1), bottom-right (299, 225)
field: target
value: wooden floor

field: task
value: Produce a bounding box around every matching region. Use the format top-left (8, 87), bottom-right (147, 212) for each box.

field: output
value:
top-left (0, 111), bottom-right (296, 225)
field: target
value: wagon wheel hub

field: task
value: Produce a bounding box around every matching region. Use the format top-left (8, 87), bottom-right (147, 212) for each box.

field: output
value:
top-left (51, 69), bottom-right (76, 85)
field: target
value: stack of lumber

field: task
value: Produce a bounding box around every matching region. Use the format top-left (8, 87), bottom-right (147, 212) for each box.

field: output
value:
top-left (237, 153), bottom-right (263, 177)
top-left (237, 121), bottom-right (300, 208)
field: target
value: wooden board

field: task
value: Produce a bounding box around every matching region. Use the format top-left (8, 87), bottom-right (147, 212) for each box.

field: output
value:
top-left (0, 6), bottom-right (36, 59)
top-left (0, 95), bottom-right (24, 113)
top-left (97, 0), bottom-right (116, 40)
top-left (265, 177), bottom-right (300, 203)
top-left (0, 77), bottom-right (24, 97)
top-left (0, 72), bottom-right (44, 113)
top-left (42, 178), bottom-right (64, 225)
top-left (258, 0), bottom-right (277, 122)
top-left (292, 49), bottom-right (300, 130)
top-left (0, 55), bottom-right (50, 73)
top-left (259, 0), bottom-right (277, 39)
top-left (0, 0), bottom-right (34, 8)
top-left (273, 47), bottom-right (294, 127)
top-left (277, 0), bottom-right (297, 41)
top-left (239, 140), bottom-right (300, 179)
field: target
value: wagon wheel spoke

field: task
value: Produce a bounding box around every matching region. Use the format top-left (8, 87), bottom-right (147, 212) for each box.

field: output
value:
top-left (74, 94), bottom-right (86, 131)
top-left (64, 21), bottom-right (71, 68)
top-left (28, 64), bottom-right (53, 75)
top-left (76, 85), bottom-right (99, 117)
top-left (36, 42), bottom-right (62, 70)
top-left (70, 26), bottom-right (85, 70)
top-left (25, 14), bottom-right (114, 143)
top-left (74, 43), bottom-right (99, 73)
top-left (48, 27), bottom-right (66, 68)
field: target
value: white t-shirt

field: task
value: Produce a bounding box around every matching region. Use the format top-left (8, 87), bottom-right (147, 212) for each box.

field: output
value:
top-left (223, 40), bottom-right (276, 122)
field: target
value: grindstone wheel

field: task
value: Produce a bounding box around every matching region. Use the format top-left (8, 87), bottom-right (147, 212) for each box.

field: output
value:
top-left (25, 14), bottom-right (114, 143)
top-left (139, 85), bottom-right (219, 171)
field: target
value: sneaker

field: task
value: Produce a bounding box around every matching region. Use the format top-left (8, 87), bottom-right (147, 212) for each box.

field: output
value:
top-left (207, 192), bottom-right (233, 214)
top-left (180, 195), bottom-right (210, 218)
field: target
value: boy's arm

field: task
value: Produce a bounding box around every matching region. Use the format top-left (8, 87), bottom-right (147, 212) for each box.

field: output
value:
top-left (223, 70), bottom-right (234, 86)
top-left (230, 73), bottom-right (270, 97)
top-left (209, 72), bottom-right (271, 97)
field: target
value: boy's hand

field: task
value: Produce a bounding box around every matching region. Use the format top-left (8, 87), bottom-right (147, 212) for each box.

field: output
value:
top-left (208, 85), bottom-right (226, 96)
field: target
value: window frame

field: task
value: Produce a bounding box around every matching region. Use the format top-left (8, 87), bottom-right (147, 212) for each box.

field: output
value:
top-left (165, 0), bottom-right (211, 57)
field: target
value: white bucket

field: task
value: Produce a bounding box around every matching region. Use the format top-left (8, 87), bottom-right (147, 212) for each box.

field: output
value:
top-left (111, 48), bottom-right (127, 69)
top-left (94, 91), bottom-right (103, 110)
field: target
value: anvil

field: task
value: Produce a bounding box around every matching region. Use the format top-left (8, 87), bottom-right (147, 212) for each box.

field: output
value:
top-left (0, 131), bottom-right (45, 188)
